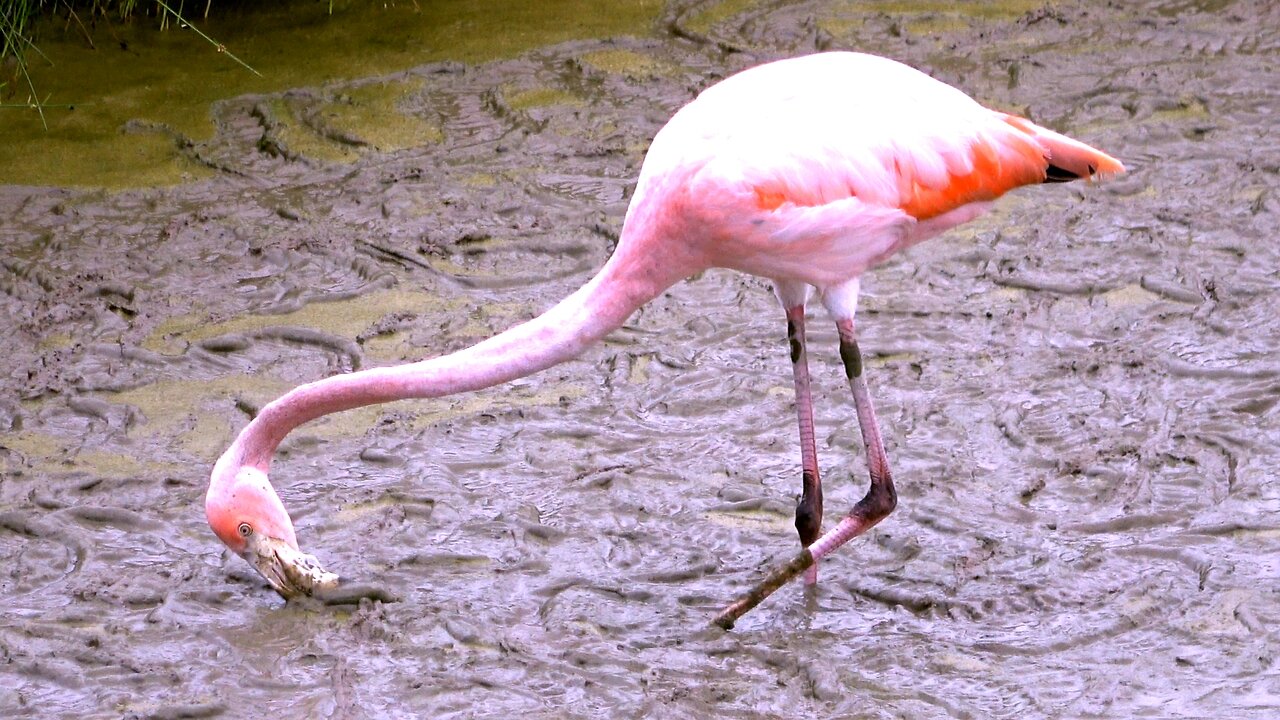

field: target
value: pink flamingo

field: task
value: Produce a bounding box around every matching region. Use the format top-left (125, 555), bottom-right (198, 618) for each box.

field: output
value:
top-left (206, 52), bottom-right (1123, 627)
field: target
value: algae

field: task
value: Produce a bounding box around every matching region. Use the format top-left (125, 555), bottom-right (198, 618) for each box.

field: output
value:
top-left (2, 0), bottom-right (662, 188)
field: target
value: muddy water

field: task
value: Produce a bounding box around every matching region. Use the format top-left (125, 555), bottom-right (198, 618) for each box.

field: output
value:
top-left (3, 0), bottom-right (1280, 717)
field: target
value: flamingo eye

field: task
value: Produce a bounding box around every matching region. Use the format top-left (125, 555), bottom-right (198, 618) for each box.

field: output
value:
top-left (238, 522), bottom-right (253, 538)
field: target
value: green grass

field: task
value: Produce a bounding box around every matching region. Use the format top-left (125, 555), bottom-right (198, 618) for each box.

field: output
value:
top-left (1, 0), bottom-right (44, 126)
top-left (1, 1), bottom-right (253, 130)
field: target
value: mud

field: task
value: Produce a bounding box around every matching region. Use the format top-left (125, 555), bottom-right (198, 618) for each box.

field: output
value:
top-left (3, 0), bottom-right (1280, 717)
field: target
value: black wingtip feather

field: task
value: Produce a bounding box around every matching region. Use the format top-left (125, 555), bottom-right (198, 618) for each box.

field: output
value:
top-left (1043, 163), bottom-right (1082, 183)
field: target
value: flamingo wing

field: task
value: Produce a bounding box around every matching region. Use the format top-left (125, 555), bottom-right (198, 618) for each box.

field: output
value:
top-left (634, 52), bottom-right (1122, 285)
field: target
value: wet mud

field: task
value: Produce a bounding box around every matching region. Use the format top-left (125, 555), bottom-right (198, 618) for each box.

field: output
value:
top-left (3, 0), bottom-right (1280, 717)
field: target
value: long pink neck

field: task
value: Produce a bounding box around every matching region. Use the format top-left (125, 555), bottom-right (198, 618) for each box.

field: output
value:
top-left (221, 228), bottom-right (699, 474)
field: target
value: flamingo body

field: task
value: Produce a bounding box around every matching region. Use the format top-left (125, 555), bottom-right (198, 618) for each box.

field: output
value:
top-left (206, 52), bottom-right (1123, 619)
top-left (628, 52), bottom-right (1119, 290)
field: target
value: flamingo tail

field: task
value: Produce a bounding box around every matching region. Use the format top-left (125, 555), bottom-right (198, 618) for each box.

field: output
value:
top-left (1001, 113), bottom-right (1126, 182)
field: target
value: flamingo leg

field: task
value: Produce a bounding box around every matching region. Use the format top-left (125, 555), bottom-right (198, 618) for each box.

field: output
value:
top-left (713, 317), bottom-right (897, 629)
top-left (807, 318), bottom-right (897, 559)
top-left (785, 304), bottom-right (824, 586)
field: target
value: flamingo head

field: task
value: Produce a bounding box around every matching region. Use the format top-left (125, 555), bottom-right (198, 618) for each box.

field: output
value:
top-left (206, 462), bottom-right (338, 598)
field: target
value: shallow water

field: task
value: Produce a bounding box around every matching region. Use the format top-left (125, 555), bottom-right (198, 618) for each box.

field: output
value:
top-left (3, 0), bottom-right (1280, 717)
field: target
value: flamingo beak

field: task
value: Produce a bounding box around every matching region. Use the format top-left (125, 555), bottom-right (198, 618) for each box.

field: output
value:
top-left (243, 534), bottom-right (340, 599)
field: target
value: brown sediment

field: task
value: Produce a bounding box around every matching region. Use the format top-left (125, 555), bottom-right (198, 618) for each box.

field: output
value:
top-left (2, 0), bottom-right (1277, 717)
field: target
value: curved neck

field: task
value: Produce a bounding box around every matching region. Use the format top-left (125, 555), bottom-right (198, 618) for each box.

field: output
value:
top-left (221, 232), bottom-right (700, 474)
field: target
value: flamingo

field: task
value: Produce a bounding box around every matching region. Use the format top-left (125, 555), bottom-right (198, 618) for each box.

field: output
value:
top-left (206, 51), bottom-right (1123, 627)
